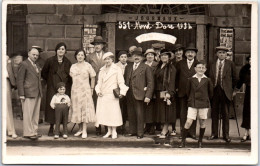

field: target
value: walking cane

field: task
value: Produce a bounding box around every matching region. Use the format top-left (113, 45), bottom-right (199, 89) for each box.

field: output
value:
top-left (232, 96), bottom-right (240, 137)
top-left (218, 113), bottom-right (222, 137)
top-left (71, 123), bottom-right (76, 133)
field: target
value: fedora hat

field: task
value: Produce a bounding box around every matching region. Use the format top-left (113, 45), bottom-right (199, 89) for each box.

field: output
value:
top-left (144, 48), bottom-right (156, 56)
top-left (132, 47), bottom-right (143, 56)
top-left (174, 44), bottom-right (184, 51)
top-left (185, 43), bottom-right (198, 53)
top-left (91, 36), bottom-right (106, 45)
top-left (215, 46), bottom-right (229, 52)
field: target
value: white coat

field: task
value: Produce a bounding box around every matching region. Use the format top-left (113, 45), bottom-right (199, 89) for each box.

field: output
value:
top-left (95, 63), bottom-right (129, 127)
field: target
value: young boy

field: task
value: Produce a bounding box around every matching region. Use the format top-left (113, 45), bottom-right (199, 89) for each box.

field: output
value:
top-left (178, 61), bottom-right (213, 148)
top-left (50, 82), bottom-right (71, 139)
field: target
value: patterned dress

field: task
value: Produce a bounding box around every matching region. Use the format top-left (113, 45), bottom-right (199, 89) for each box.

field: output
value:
top-left (69, 62), bottom-right (96, 123)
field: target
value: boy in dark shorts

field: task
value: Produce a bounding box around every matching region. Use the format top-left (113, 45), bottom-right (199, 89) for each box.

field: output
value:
top-left (178, 61), bottom-right (213, 148)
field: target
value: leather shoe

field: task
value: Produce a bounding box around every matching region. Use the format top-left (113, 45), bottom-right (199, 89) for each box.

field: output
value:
top-left (190, 135), bottom-right (197, 140)
top-left (241, 135), bottom-right (250, 142)
top-left (198, 142), bottom-right (202, 148)
top-left (178, 141), bottom-right (185, 148)
top-left (37, 134), bottom-right (42, 138)
top-left (224, 137), bottom-right (231, 143)
top-left (126, 133), bottom-right (137, 137)
top-left (207, 135), bottom-right (218, 140)
top-left (137, 135), bottom-right (143, 139)
top-left (24, 136), bottom-right (38, 140)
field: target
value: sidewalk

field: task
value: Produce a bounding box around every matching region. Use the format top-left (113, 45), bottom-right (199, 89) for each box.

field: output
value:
top-left (6, 117), bottom-right (251, 148)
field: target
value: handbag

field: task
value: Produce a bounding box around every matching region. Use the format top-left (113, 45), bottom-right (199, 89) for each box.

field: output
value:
top-left (113, 88), bottom-right (120, 98)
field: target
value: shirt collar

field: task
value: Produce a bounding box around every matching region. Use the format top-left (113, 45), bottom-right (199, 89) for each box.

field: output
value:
top-left (192, 74), bottom-right (207, 78)
top-left (28, 57), bottom-right (35, 65)
top-left (217, 58), bottom-right (225, 64)
top-left (187, 59), bottom-right (194, 63)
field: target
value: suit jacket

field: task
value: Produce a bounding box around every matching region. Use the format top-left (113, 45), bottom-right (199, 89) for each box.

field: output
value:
top-left (17, 59), bottom-right (42, 98)
top-left (88, 51), bottom-right (105, 83)
top-left (124, 62), bottom-right (154, 100)
top-left (208, 59), bottom-right (237, 101)
top-left (7, 61), bottom-right (16, 87)
top-left (176, 59), bottom-right (198, 97)
top-left (186, 76), bottom-right (213, 108)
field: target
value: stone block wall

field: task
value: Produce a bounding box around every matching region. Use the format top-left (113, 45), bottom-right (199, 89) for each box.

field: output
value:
top-left (208, 4), bottom-right (251, 115)
top-left (208, 4), bottom-right (251, 74)
top-left (26, 4), bottom-right (101, 63)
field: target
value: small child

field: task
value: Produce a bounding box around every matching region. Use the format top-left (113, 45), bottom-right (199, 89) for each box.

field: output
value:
top-left (50, 82), bottom-right (71, 139)
top-left (178, 61), bottom-right (213, 148)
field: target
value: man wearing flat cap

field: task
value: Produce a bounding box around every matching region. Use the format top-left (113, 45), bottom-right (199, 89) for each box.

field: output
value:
top-left (207, 46), bottom-right (237, 143)
top-left (88, 36), bottom-right (106, 136)
top-left (17, 47), bottom-right (43, 140)
top-left (124, 47), bottom-right (154, 139)
top-left (175, 43), bottom-right (198, 140)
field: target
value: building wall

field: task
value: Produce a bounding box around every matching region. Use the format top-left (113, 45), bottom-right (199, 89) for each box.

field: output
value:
top-left (26, 5), bottom-right (102, 63)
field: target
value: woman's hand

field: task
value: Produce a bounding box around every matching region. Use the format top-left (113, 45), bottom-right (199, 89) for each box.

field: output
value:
top-left (119, 94), bottom-right (124, 99)
top-left (98, 93), bottom-right (103, 97)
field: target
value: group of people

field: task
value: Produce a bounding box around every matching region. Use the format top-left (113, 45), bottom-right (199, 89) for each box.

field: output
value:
top-left (6, 35), bottom-right (251, 148)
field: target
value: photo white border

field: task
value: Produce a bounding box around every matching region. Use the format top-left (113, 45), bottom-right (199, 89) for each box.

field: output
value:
top-left (1, 0), bottom-right (258, 164)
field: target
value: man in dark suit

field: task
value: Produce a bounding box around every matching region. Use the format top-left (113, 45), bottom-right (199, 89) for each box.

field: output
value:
top-left (175, 43), bottom-right (198, 140)
top-left (88, 36), bottom-right (106, 136)
top-left (124, 47), bottom-right (154, 139)
top-left (207, 46), bottom-right (237, 142)
top-left (17, 47), bottom-right (42, 140)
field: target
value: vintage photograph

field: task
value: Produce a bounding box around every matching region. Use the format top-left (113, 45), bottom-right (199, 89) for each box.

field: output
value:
top-left (2, 0), bottom-right (257, 164)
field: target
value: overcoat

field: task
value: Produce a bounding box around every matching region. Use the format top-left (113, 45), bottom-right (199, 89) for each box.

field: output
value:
top-left (236, 64), bottom-right (250, 129)
top-left (41, 55), bottom-right (72, 124)
top-left (95, 63), bottom-right (129, 127)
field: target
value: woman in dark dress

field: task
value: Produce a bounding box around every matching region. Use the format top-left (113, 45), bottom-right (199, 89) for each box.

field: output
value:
top-left (143, 49), bottom-right (158, 135)
top-left (42, 42), bottom-right (72, 136)
top-left (154, 49), bottom-right (176, 139)
top-left (235, 56), bottom-right (251, 142)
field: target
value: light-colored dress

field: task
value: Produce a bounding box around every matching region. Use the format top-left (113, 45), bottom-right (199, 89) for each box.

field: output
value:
top-left (95, 63), bottom-right (129, 127)
top-left (69, 62), bottom-right (96, 123)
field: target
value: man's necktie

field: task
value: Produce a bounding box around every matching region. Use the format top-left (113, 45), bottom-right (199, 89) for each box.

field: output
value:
top-left (134, 63), bottom-right (138, 70)
top-left (188, 61), bottom-right (192, 69)
top-left (217, 61), bottom-right (223, 86)
top-left (33, 63), bottom-right (39, 73)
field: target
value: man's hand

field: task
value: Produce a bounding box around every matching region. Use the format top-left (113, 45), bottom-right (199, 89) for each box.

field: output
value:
top-left (144, 97), bottom-right (150, 105)
top-left (20, 96), bottom-right (25, 101)
top-left (165, 93), bottom-right (171, 99)
top-left (119, 94), bottom-right (124, 99)
top-left (98, 93), bottom-right (103, 97)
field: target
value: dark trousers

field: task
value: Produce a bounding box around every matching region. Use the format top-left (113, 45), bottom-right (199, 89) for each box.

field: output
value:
top-left (211, 85), bottom-right (230, 138)
top-left (54, 104), bottom-right (69, 135)
top-left (179, 96), bottom-right (197, 135)
top-left (127, 89), bottom-right (144, 136)
top-left (119, 97), bottom-right (127, 123)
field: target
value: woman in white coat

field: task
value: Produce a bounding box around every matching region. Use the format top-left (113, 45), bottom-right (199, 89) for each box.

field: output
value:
top-left (95, 52), bottom-right (129, 139)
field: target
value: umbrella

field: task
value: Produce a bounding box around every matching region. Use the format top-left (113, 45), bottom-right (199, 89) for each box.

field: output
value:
top-left (136, 32), bottom-right (177, 44)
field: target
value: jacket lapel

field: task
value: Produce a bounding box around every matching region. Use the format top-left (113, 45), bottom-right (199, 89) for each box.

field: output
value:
top-left (196, 78), bottom-right (207, 90)
top-left (222, 60), bottom-right (228, 78)
top-left (26, 59), bottom-right (39, 77)
top-left (132, 63), bottom-right (144, 78)
top-left (102, 64), bottom-right (117, 82)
